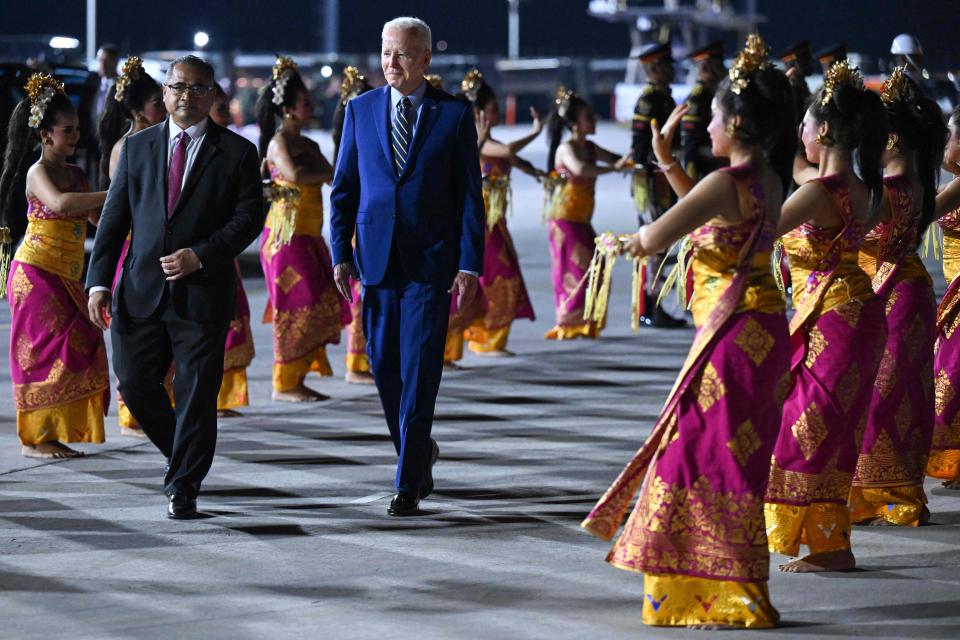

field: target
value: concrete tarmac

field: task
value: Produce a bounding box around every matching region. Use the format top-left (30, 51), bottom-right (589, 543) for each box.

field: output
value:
top-left (0, 124), bottom-right (958, 639)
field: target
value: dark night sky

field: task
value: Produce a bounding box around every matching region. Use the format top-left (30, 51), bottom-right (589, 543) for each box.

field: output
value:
top-left (2, 1), bottom-right (959, 68)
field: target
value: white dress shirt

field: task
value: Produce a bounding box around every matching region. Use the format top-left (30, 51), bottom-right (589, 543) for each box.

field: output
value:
top-left (167, 117), bottom-right (209, 190)
top-left (389, 81), bottom-right (427, 142)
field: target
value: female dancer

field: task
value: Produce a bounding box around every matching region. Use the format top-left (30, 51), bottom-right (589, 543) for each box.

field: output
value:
top-left (454, 69), bottom-right (539, 358)
top-left (927, 107), bottom-right (960, 487)
top-left (764, 60), bottom-right (889, 572)
top-left (544, 89), bottom-right (629, 339)
top-left (0, 74), bottom-right (110, 458)
top-left (210, 84), bottom-right (255, 416)
top-left (848, 67), bottom-right (946, 526)
top-left (256, 57), bottom-right (349, 402)
top-left (331, 67), bottom-right (375, 385)
top-left (99, 57), bottom-right (166, 435)
top-left (583, 34), bottom-right (795, 629)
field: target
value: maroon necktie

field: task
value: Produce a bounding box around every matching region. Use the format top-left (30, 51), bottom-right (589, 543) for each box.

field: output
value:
top-left (167, 131), bottom-right (190, 219)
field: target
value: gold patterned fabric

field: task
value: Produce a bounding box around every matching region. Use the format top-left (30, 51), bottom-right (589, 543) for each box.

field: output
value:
top-left (641, 574), bottom-right (779, 629)
top-left (764, 501), bottom-right (851, 556)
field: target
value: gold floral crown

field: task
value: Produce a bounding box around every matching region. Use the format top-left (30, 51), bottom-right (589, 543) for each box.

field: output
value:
top-left (424, 74), bottom-right (444, 90)
top-left (460, 69), bottom-right (484, 102)
top-left (728, 33), bottom-right (771, 95)
top-left (114, 56), bottom-right (143, 103)
top-left (555, 86), bottom-right (575, 118)
top-left (339, 66), bottom-right (366, 104)
top-left (820, 59), bottom-right (863, 107)
top-left (271, 56), bottom-right (298, 106)
top-left (25, 73), bottom-right (65, 128)
top-left (880, 65), bottom-right (912, 106)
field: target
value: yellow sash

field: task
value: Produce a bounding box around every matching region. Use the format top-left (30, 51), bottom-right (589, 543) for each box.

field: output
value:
top-left (15, 217), bottom-right (86, 280)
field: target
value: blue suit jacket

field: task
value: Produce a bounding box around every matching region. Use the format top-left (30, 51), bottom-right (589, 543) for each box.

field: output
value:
top-left (329, 84), bottom-right (485, 286)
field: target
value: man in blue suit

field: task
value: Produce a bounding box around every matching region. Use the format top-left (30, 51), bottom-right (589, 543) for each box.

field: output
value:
top-left (330, 17), bottom-right (485, 516)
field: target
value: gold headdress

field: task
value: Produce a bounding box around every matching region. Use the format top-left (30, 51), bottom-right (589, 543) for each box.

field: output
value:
top-left (114, 56), bottom-right (143, 103)
top-left (820, 59), bottom-right (863, 107)
top-left (339, 66), bottom-right (366, 105)
top-left (271, 56), bottom-right (298, 106)
top-left (25, 73), bottom-right (65, 128)
top-left (424, 74), bottom-right (444, 90)
top-left (728, 33), bottom-right (771, 95)
top-left (880, 65), bottom-right (911, 105)
top-left (555, 86), bottom-right (575, 118)
top-left (460, 69), bottom-right (484, 102)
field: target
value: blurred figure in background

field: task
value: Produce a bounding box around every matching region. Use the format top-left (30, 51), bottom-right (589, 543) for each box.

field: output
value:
top-left (779, 40), bottom-right (813, 128)
top-left (680, 40), bottom-right (726, 182)
top-left (631, 42), bottom-right (686, 328)
top-left (331, 67), bottom-right (376, 385)
top-left (814, 42), bottom-right (847, 75)
top-left (209, 84), bottom-right (256, 416)
top-left (98, 56), bottom-right (166, 436)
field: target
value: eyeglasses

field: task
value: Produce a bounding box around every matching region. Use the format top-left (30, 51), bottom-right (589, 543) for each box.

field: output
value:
top-left (164, 83), bottom-right (214, 97)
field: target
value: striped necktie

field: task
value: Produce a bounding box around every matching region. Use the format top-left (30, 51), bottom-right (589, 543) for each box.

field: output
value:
top-left (392, 96), bottom-right (412, 176)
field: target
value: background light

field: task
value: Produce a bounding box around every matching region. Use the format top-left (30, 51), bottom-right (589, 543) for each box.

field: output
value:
top-left (320, 65), bottom-right (333, 78)
top-left (193, 31), bottom-right (210, 48)
top-left (437, 40), bottom-right (448, 52)
top-left (49, 36), bottom-right (80, 49)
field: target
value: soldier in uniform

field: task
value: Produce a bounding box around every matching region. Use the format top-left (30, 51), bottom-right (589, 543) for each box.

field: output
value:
top-left (779, 40), bottom-right (813, 127)
top-left (631, 41), bottom-right (685, 327)
top-left (680, 40), bottom-right (725, 183)
top-left (814, 42), bottom-right (847, 75)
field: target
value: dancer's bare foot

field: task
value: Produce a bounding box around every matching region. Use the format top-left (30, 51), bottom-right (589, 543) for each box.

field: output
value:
top-left (943, 477), bottom-right (960, 490)
top-left (272, 385), bottom-right (329, 403)
top-left (474, 348), bottom-right (515, 358)
top-left (217, 409), bottom-right (243, 418)
top-left (443, 361), bottom-right (463, 371)
top-left (867, 517), bottom-right (895, 526)
top-left (688, 624), bottom-right (741, 630)
top-left (21, 441), bottom-right (85, 459)
top-left (344, 371), bottom-right (376, 385)
top-left (779, 549), bottom-right (855, 573)
top-left (120, 425), bottom-right (148, 438)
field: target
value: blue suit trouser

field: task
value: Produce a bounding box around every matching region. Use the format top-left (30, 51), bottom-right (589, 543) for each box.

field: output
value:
top-left (362, 271), bottom-right (450, 494)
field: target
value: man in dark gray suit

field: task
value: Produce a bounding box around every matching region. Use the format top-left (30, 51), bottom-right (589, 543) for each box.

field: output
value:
top-left (86, 55), bottom-right (264, 519)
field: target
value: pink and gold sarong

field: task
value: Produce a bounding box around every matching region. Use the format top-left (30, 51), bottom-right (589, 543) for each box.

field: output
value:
top-left (849, 175), bottom-right (934, 525)
top-left (345, 280), bottom-right (369, 373)
top-left (218, 261), bottom-right (255, 410)
top-left (463, 157), bottom-right (535, 353)
top-left (928, 208), bottom-right (960, 481)
top-left (260, 168), bottom-right (350, 392)
top-left (583, 165), bottom-right (787, 628)
top-left (6, 165), bottom-right (109, 445)
top-left (765, 174), bottom-right (885, 556)
top-left (546, 155), bottom-right (603, 340)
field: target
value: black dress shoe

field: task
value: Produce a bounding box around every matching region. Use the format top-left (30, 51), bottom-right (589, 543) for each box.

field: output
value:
top-left (387, 491), bottom-right (420, 517)
top-left (420, 439), bottom-right (440, 499)
top-left (167, 494), bottom-right (197, 520)
top-left (651, 306), bottom-right (688, 329)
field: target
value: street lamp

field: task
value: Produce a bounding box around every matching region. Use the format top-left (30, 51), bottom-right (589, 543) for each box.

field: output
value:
top-left (193, 31), bottom-right (209, 49)
top-left (49, 36), bottom-right (80, 49)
